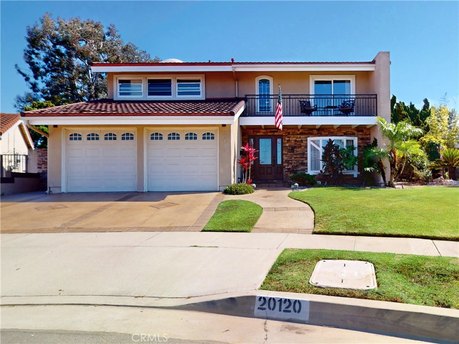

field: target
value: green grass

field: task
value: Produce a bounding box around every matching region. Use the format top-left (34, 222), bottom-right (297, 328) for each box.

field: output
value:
top-left (202, 200), bottom-right (262, 232)
top-left (290, 186), bottom-right (459, 240)
top-left (261, 249), bottom-right (459, 308)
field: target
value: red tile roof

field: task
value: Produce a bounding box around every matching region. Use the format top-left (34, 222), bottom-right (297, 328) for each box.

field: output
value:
top-left (23, 99), bottom-right (245, 117)
top-left (0, 114), bottom-right (21, 134)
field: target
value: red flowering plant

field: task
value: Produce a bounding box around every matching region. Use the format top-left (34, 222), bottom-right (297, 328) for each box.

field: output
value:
top-left (239, 143), bottom-right (257, 184)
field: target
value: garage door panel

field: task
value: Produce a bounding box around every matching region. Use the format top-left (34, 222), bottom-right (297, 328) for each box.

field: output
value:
top-left (147, 129), bottom-right (218, 191)
top-left (65, 129), bottom-right (137, 192)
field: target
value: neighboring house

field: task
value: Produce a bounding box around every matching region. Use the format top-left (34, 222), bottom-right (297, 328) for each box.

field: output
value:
top-left (22, 52), bottom-right (390, 193)
top-left (0, 114), bottom-right (34, 177)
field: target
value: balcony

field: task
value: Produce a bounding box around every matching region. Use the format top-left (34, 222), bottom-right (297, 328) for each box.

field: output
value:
top-left (243, 94), bottom-right (377, 117)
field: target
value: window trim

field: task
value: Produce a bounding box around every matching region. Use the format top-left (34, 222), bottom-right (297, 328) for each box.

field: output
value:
top-left (309, 75), bottom-right (356, 95)
top-left (307, 136), bottom-right (358, 177)
top-left (255, 75), bottom-right (274, 113)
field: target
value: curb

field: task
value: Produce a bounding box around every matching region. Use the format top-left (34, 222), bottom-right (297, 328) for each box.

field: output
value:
top-left (2, 291), bottom-right (458, 343)
top-left (174, 291), bottom-right (459, 343)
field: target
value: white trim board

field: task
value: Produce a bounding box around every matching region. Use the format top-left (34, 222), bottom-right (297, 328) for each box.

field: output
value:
top-left (25, 116), bottom-right (236, 125)
top-left (240, 116), bottom-right (377, 126)
top-left (92, 64), bottom-right (375, 73)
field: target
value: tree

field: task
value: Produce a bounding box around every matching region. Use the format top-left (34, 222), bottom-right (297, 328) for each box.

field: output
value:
top-left (390, 95), bottom-right (430, 128)
top-left (377, 117), bottom-right (423, 187)
top-left (421, 105), bottom-right (459, 151)
top-left (15, 14), bottom-right (155, 111)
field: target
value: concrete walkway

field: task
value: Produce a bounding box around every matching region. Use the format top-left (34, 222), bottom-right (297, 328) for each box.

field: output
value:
top-left (224, 188), bottom-right (314, 233)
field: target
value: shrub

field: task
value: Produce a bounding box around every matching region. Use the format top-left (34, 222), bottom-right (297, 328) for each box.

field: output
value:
top-left (320, 139), bottom-right (357, 185)
top-left (290, 172), bottom-right (317, 186)
top-left (223, 183), bottom-right (254, 195)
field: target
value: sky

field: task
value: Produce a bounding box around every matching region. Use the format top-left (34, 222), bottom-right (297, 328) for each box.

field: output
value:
top-left (1, 0), bottom-right (458, 113)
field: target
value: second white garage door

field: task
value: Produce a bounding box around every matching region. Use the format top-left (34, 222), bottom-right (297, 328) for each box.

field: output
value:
top-left (146, 129), bottom-right (218, 191)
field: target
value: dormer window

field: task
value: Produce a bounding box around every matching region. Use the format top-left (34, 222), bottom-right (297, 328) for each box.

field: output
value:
top-left (148, 79), bottom-right (172, 97)
top-left (177, 79), bottom-right (202, 97)
top-left (115, 76), bottom-right (204, 100)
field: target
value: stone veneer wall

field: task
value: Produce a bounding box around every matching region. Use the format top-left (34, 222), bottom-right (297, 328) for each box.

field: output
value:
top-left (241, 126), bottom-right (372, 182)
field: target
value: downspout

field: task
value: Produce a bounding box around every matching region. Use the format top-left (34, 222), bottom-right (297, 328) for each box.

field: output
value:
top-left (231, 58), bottom-right (238, 98)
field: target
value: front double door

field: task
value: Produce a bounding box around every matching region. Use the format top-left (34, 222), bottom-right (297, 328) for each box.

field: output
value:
top-left (250, 136), bottom-right (283, 182)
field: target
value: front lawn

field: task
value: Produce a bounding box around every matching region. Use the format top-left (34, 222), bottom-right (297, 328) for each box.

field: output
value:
top-left (203, 200), bottom-right (262, 232)
top-left (290, 186), bottom-right (459, 240)
top-left (261, 249), bottom-right (459, 308)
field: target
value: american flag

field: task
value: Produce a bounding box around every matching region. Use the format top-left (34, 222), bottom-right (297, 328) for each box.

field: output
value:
top-left (275, 86), bottom-right (283, 130)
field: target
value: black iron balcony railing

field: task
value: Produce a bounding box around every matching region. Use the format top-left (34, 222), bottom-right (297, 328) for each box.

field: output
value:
top-left (1, 154), bottom-right (28, 177)
top-left (243, 94), bottom-right (377, 117)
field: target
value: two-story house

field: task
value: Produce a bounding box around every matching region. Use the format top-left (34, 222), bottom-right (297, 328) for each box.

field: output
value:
top-left (22, 51), bottom-right (390, 193)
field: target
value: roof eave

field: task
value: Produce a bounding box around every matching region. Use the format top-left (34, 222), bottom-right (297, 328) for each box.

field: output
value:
top-left (91, 63), bottom-right (376, 73)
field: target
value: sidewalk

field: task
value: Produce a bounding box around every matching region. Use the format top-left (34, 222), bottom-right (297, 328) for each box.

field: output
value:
top-left (224, 188), bottom-right (314, 233)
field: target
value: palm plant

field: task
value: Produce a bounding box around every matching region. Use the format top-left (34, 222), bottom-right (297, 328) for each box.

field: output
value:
top-left (439, 148), bottom-right (459, 180)
top-left (377, 117), bottom-right (424, 187)
top-left (363, 141), bottom-right (388, 186)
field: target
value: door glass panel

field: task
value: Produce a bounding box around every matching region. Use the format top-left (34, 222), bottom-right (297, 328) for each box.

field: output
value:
top-left (276, 138), bottom-right (282, 165)
top-left (333, 80), bottom-right (351, 94)
top-left (314, 81), bottom-right (332, 95)
top-left (259, 138), bottom-right (272, 165)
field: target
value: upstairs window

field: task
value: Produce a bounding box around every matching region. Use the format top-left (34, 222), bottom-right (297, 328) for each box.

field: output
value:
top-left (256, 76), bottom-right (273, 112)
top-left (118, 79), bottom-right (143, 97)
top-left (148, 79), bottom-right (172, 97)
top-left (177, 79), bottom-right (201, 97)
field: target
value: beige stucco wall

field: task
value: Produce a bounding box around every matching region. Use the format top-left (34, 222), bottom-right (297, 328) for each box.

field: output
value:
top-left (47, 126), bottom-right (62, 193)
top-left (105, 70), bottom-right (375, 100)
top-left (0, 124), bottom-right (30, 155)
top-left (47, 124), bottom-right (234, 193)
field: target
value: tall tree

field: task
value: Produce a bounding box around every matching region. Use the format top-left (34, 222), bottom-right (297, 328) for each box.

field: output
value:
top-left (421, 105), bottom-right (459, 150)
top-left (390, 95), bottom-right (431, 128)
top-left (16, 14), bottom-right (155, 110)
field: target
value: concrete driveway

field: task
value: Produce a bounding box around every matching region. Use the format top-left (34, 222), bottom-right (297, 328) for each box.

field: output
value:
top-left (0, 192), bottom-right (221, 233)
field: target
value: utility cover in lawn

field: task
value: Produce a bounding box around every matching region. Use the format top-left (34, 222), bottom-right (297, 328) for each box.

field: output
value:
top-left (309, 260), bottom-right (377, 290)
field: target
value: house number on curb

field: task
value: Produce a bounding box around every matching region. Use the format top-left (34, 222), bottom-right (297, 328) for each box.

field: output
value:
top-left (254, 296), bottom-right (310, 321)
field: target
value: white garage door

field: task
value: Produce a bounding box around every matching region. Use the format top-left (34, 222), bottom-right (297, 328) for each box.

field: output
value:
top-left (147, 129), bottom-right (218, 191)
top-left (65, 129), bottom-right (137, 192)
